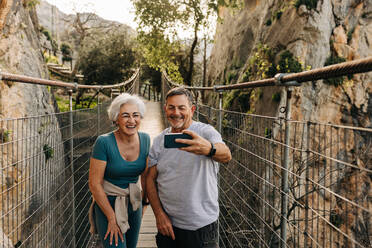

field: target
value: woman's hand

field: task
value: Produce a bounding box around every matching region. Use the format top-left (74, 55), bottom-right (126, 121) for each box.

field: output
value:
top-left (104, 218), bottom-right (124, 246)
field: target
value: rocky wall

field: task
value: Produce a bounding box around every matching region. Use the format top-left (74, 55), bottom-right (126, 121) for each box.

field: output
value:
top-left (208, 0), bottom-right (372, 246)
top-left (0, 0), bottom-right (68, 247)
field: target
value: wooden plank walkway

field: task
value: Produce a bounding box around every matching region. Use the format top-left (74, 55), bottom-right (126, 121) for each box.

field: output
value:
top-left (137, 100), bottom-right (164, 248)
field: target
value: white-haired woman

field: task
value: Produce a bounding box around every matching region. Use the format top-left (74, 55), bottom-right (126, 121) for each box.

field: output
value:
top-left (89, 93), bottom-right (150, 248)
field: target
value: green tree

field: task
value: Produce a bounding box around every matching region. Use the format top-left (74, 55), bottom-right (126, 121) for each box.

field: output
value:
top-left (60, 43), bottom-right (73, 65)
top-left (132, 0), bottom-right (216, 85)
top-left (76, 31), bottom-right (137, 107)
top-left (79, 31), bottom-right (136, 85)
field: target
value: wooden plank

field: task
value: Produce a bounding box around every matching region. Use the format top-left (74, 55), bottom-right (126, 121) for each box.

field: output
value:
top-left (137, 100), bottom-right (163, 248)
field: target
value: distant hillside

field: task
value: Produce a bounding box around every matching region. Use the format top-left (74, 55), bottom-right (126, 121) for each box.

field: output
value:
top-left (36, 0), bottom-right (135, 58)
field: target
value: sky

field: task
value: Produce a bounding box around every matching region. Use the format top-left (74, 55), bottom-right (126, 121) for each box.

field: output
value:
top-left (44, 0), bottom-right (138, 29)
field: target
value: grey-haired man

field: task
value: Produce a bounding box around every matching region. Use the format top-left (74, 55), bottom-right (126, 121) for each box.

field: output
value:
top-left (146, 87), bottom-right (232, 248)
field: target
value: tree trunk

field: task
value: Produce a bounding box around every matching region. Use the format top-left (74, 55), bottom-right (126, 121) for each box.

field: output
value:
top-left (87, 91), bottom-right (99, 108)
top-left (74, 88), bottom-right (86, 109)
top-left (185, 23), bottom-right (199, 86)
top-left (202, 36), bottom-right (207, 101)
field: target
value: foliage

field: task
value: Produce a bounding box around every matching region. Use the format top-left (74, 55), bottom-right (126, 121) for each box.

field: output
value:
top-left (55, 95), bottom-right (97, 112)
top-left (79, 31), bottom-right (137, 86)
top-left (25, 0), bottom-right (40, 9)
top-left (140, 64), bottom-right (162, 89)
top-left (330, 210), bottom-right (343, 228)
top-left (240, 45), bottom-right (307, 86)
top-left (294, 0), bottom-right (318, 10)
top-left (272, 92), bottom-right (281, 102)
top-left (276, 10), bottom-right (283, 20)
top-left (277, 50), bottom-right (303, 73)
top-left (40, 26), bottom-right (52, 41)
top-left (61, 43), bottom-right (73, 63)
top-left (132, 0), bottom-right (217, 85)
top-left (347, 27), bottom-right (355, 43)
top-left (0, 129), bottom-right (11, 143)
top-left (226, 70), bottom-right (238, 84)
top-left (43, 52), bottom-right (59, 64)
top-left (225, 44), bottom-right (308, 113)
top-left (243, 43), bottom-right (276, 82)
top-left (223, 90), bottom-right (251, 112)
top-left (208, 0), bottom-right (244, 12)
top-left (43, 144), bottom-right (54, 161)
top-left (51, 39), bottom-right (58, 55)
top-left (136, 31), bottom-right (184, 84)
top-left (324, 54), bottom-right (346, 86)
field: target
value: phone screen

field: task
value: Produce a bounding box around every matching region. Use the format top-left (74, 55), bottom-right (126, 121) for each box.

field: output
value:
top-left (164, 133), bottom-right (192, 148)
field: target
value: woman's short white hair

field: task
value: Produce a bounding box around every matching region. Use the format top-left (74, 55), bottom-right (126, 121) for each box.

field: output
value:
top-left (107, 93), bottom-right (146, 122)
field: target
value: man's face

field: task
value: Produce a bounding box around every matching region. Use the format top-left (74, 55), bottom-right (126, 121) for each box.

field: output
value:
top-left (165, 94), bottom-right (195, 132)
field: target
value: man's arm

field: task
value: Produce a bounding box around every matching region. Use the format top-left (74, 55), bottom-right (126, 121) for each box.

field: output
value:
top-left (177, 130), bottom-right (232, 163)
top-left (146, 166), bottom-right (175, 240)
top-left (213, 143), bottom-right (232, 163)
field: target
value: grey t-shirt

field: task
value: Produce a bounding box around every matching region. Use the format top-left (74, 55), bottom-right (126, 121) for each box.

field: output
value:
top-left (148, 121), bottom-right (224, 230)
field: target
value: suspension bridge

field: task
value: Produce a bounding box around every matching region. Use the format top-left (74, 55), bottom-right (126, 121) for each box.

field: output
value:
top-left (0, 57), bottom-right (371, 248)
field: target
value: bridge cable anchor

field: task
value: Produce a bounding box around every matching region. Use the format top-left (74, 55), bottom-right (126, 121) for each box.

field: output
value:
top-left (274, 73), bottom-right (301, 87)
top-left (213, 85), bottom-right (224, 93)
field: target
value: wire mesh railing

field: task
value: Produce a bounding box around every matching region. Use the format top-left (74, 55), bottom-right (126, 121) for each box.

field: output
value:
top-left (0, 70), bottom-right (139, 247)
top-left (0, 105), bottom-right (114, 247)
top-left (196, 105), bottom-right (371, 248)
top-left (1, 54), bottom-right (371, 248)
top-left (161, 56), bottom-right (372, 248)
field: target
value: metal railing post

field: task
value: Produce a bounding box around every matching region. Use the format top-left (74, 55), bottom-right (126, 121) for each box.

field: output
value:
top-left (135, 68), bottom-right (140, 95)
top-left (68, 89), bottom-right (76, 248)
top-left (196, 91), bottom-right (200, 121)
top-left (97, 90), bottom-right (100, 135)
top-left (280, 88), bottom-right (292, 248)
top-left (304, 121), bottom-right (310, 248)
top-left (217, 91), bottom-right (223, 133)
top-left (216, 89), bottom-right (223, 246)
top-left (148, 85), bottom-right (151, 100)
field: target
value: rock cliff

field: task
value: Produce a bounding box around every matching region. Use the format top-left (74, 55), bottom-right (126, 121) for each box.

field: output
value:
top-left (0, 0), bottom-right (66, 247)
top-left (208, 0), bottom-right (371, 246)
top-left (208, 0), bottom-right (371, 126)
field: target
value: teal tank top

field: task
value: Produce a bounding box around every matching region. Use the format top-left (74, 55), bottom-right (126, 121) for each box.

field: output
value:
top-left (92, 131), bottom-right (150, 189)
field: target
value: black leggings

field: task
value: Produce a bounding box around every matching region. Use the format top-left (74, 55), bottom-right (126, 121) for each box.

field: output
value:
top-left (156, 221), bottom-right (218, 248)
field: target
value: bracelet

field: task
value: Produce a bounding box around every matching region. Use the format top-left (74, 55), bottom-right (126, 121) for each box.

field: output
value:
top-left (142, 199), bottom-right (150, 206)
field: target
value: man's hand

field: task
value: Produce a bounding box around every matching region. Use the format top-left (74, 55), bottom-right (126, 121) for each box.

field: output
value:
top-left (155, 211), bottom-right (175, 240)
top-left (176, 130), bottom-right (211, 156)
top-left (176, 130), bottom-right (232, 163)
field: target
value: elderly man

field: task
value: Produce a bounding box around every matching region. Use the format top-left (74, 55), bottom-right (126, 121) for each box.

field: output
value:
top-left (146, 87), bottom-right (232, 248)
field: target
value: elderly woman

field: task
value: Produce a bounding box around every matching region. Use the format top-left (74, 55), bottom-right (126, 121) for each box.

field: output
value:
top-left (89, 93), bottom-right (150, 248)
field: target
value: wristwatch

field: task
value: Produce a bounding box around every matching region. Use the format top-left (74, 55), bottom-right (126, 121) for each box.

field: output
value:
top-left (207, 142), bottom-right (216, 157)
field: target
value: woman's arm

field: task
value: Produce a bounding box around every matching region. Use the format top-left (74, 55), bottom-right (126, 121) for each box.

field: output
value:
top-left (140, 158), bottom-right (149, 217)
top-left (141, 158), bottom-right (149, 200)
top-left (89, 157), bottom-right (124, 246)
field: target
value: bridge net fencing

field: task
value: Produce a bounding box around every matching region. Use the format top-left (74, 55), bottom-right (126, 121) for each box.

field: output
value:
top-left (194, 103), bottom-right (371, 248)
top-left (0, 100), bottom-right (115, 248)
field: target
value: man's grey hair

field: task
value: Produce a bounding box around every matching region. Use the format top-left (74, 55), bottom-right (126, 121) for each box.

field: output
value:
top-left (107, 93), bottom-right (146, 122)
top-left (166, 87), bottom-right (194, 106)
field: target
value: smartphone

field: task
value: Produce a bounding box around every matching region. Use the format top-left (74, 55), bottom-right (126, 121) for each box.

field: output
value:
top-left (164, 133), bottom-right (192, 148)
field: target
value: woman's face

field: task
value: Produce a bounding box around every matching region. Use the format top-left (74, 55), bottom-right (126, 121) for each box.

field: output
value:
top-left (116, 103), bottom-right (141, 136)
